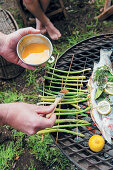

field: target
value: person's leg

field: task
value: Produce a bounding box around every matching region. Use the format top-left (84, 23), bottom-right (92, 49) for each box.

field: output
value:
top-left (44, 20), bottom-right (61, 40)
top-left (23, 0), bottom-right (61, 40)
top-left (39, 0), bottom-right (61, 40)
top-left (35, 0), bottom-right (50, 33)
top-left (23, 0), bottom-right (46, 33)
top-left (35, 18), bottom-right (46, 34)
top-left (39, 0), bottom-right (50, 12)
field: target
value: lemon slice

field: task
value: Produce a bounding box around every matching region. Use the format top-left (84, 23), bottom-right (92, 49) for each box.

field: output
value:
top-left (97, 100), bottom-right (111, 115)
top-left (104, 82), bottom-right (113, 95)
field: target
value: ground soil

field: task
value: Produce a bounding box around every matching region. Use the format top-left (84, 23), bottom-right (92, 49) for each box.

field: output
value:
top-left (1, 0), bottom-right (113, 169)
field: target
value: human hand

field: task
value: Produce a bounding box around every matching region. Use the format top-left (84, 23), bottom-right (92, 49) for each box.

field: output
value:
top-left (0, 27), bottom-right (40, 70)
top-left (0, 102), bottom-right (56, 135)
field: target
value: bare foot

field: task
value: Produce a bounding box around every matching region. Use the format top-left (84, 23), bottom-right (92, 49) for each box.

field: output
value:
top-left (36, 18), bottom-right (46, 34)
top-left (45, 22), bottom-right (61, 40)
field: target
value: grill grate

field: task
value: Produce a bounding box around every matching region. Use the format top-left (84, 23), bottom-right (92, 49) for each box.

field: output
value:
top-left (49, 34), bottom-right (113, 170)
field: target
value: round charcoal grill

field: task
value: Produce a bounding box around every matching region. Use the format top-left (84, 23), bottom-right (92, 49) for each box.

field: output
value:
top-left (48, 34), bottom-right (113, 170)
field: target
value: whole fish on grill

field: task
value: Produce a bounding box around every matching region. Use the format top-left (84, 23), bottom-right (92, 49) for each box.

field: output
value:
top-left (88, 49), bottom-right (113, 144)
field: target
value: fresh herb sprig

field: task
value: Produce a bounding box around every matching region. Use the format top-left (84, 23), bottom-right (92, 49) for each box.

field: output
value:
top-left (93, 65), bottom-right (112, 90)
top-left (93, 65), bottom-right (113, 100)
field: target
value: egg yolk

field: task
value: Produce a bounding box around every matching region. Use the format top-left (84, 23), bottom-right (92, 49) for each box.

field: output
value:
top-left (22, 43), bottom-right (50, 65)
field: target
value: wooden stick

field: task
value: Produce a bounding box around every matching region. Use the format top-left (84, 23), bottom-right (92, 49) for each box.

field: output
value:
top-left (96, 4), bottom-right (113, 21)
top-left (104, 0), bottom-right (111, 11)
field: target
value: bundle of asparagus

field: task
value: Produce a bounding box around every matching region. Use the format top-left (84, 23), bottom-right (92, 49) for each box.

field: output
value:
top-left (37, 66), bottom-right (91, 138)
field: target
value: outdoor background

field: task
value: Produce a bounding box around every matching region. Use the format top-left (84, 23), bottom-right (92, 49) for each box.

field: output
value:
top-left (0, 0), bottom-right (113, 169)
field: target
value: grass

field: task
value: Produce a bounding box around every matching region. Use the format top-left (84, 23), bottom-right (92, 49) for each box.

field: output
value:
top-left (0, 129), bottom-right (70, 169)
top-left (0, 142), bottom-right (16, 169)
top-left (0, 91), bottom-right (24, 103)
top-left (0, 0), bottom-right (113, 169)
top-left (28, 134), bottom-right (70, 170)
top-left (0, 90), bottom-right (71, 169)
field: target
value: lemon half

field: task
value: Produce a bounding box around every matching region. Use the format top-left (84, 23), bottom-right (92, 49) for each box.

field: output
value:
top-left (104, 82), bottom-right (113, 95)
top-left (97, 100), bottom-right (111, 115)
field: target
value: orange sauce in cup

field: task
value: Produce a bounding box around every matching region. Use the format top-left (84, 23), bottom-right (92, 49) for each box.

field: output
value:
top-left (22, 43), bottom-right (50, 65)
